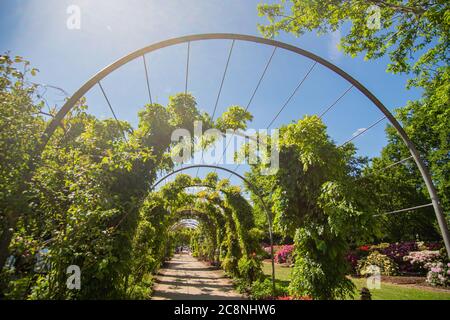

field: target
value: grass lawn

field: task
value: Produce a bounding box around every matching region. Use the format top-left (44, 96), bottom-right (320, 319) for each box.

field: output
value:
top-left (262, 261), bottom-right (450, 300)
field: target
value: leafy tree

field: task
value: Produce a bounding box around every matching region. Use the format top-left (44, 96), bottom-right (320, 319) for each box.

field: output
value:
top-left (0, 54), bottom-right (44, 273)
top-left (215, 105), bottom-right (253, 131)
top-left (257, 0), bottom-right (449, 241)
top-left (258, 0), bottom-right (448, 88)
top-left (364, 69), bottom-right (449, 240)
top-left (247, 115), bottom-right (376, 299)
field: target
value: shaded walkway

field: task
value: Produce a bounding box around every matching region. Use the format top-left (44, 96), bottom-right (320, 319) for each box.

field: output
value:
top-left (151, 254), bottom-right (244, 300)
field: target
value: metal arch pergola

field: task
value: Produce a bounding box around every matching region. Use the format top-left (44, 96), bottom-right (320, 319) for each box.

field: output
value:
top-left (0, 34), bottom-right (446, 299)
top-left (32, 33), bottom-right (449, 258)
top-left (1, 33), bottom-right (448, 278)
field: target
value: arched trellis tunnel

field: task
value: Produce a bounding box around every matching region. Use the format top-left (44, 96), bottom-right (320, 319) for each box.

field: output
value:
top-left (151, 164), bottom-right (277, 294)
top-left (1, 33), bottom-right (448, 278)
top-left (37, 33), bottom-right (449, 258)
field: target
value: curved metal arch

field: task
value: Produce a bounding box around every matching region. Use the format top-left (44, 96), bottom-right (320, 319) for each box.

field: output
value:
top-left (174, 186), bottom-right (230, 219)
top-left (34, 33), bottom-right (448, 256)
top-left (151, 164), bottom-right (276, 293)
top-left (160, 181), bottom-right (245, 201)
top-left (169, 219), bottom-right (199, 232)
top-left (173, 208), bottom-right (219, 226)
top-left (169, 210), bottom-right (209, 231)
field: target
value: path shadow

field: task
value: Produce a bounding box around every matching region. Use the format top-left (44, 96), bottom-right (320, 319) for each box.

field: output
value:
top-left (152, 290), bottom-right (241, 300)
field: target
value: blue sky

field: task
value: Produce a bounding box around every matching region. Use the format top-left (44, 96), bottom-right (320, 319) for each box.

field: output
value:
top-left (0, 0), bottom-right (422, 186)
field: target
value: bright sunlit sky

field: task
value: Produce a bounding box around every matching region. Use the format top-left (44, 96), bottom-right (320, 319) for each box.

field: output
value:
top-left (0, 0), bottom-right (422, 186)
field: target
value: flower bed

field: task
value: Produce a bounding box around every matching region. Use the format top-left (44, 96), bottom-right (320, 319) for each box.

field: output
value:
top-left (347, 241), bottom-right (444, 275)
top-left (346, 241), bottom-right (448, 287)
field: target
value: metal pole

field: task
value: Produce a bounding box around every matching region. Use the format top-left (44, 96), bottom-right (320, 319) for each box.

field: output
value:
top-left (407, 147), bottom-right (450, 259)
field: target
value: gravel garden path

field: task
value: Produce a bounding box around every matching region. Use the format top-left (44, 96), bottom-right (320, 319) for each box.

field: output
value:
top-left (152, 254), bottom-right (244, 300)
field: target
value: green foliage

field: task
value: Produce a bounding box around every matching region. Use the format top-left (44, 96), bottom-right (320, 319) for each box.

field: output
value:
top-left (238, 256), bottom-right (263, 285)
top-left (249, 278), bottom-right (274, 300)
top-left (289, 228), bottom-right (355, 300)
top-left (167, 93), bottom-right (212, 133)
top-left (126, 273), bottom-right (154, 300)
top-left (0, 50), bottom-right (269, 300)
top-left (0, 54), bottom-right (262, 299)
top-left (215, 105), bottom-right (253, 131)
top-left (0, 54), bottom-right (45, 256)
top-left (4, 34), bottom-right (446, 300)
top-left (363, 68), bottom-right (449, 241)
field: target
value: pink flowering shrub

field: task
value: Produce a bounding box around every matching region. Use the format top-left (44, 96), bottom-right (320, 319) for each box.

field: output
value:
top-left (403, 250), bottom-right (441, 271)
top-left (275, 245), bottom-right (294, 264)
top-left (425, 262), bottom-right (450, 287)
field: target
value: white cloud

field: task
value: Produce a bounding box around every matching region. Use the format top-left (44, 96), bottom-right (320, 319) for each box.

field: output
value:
top-left (352, 128), bottom-right (367, 137)
top-left (328, 30), bottom-right (342, 62)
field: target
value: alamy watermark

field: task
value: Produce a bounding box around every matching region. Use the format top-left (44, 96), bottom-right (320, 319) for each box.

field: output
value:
top-left (366, 265), bottom-right (381, 289)
top-left (170, 121), bottom-right (279, 175)
top-left (66, 265), bottom-right (81, 290)
top-left (366, 5), bottom-right (381, 30)
top-left (66, 5), bottom-right (81, 30)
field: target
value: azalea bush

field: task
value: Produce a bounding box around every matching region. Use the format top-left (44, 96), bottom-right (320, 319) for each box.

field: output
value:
top-left (379, 242), bottom-right (418, 273)
top-left (274, 245), bottom-right (294, 264)
top-left (425, 262), bottom-right (450, 287)
top-left (403, 250), bottom-right (441, 272)
top-left (346, 245), bottom-right (373, 273)
top-left (357, 251), bottom-right (398, 276)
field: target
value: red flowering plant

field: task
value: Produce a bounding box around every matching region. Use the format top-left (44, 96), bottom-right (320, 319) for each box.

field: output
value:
top-left (345, 244), bottom-right (372, 273)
